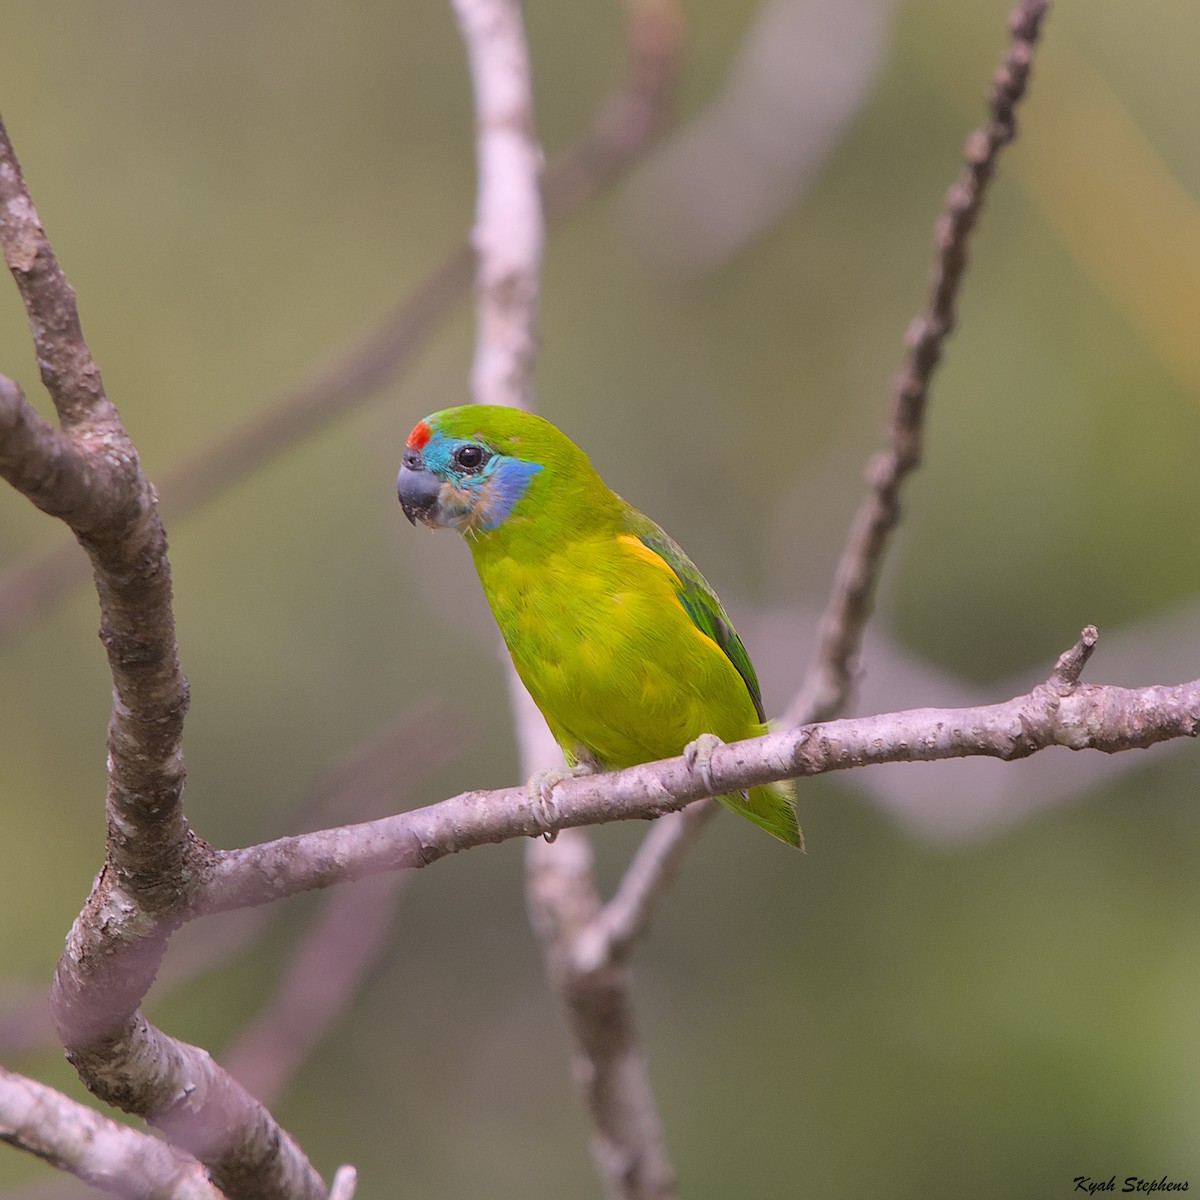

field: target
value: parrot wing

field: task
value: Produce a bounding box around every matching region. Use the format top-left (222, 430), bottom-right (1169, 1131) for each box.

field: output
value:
top-left (626, 512), bottom-right (767, 723)
top-left (628, 510), bottom-right (803, 848)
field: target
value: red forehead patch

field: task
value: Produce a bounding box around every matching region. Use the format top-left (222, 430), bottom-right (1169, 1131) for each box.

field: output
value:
top-left (406, 420), bottom-right (432, 451)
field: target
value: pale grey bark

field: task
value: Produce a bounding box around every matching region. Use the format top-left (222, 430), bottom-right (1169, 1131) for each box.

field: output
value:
top-left (0, 1067), bottom-right (226, 1200)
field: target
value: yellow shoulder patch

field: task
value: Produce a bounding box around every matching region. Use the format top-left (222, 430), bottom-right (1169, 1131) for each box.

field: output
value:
top-left (616, 534), bottom-right (678, 580)
top-left (615, 535), bottom-right (722, 656)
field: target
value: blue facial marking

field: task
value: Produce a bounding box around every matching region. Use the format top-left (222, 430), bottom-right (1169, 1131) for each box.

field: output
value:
top-left (419, 429), bottom-right (542, 531)
top-left (476, 456), bottom-right (542, 530)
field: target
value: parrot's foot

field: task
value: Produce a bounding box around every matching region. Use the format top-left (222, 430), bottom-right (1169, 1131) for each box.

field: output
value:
top-left (683, 733), bottom-right (726, 797)
top-left (527, 763), bottom-right (594, 843)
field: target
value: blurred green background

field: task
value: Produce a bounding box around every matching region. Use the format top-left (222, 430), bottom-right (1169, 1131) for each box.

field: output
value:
top-left (2, 0), bottom-right (1199, 1196)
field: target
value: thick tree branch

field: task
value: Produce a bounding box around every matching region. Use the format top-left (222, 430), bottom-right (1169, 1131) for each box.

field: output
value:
top-left (0, 1067), bottom-right (226, 1200)
top-left (1, 115), bottom-right (192, 891)
top-left (1, 115), bottom-right (329, 1200)
top-left (1, 136), bottom-right (188, 862)
top-left (57, 1018), bottom-right (328, 1200)
top-left (785, 0), bottom-right (1051, 727)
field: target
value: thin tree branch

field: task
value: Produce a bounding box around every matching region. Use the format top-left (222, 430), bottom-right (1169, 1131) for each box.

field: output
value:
top-left (0, 376), bottom-right (117, 528)
top-left (0, 1067), bottom-right (226, 1200)
top-left (571, 802), bottom-right (718, 975)
top-left (784, 0), bottom-right (1051, 728)
top-left (196, 627), bottom-right (1199, 908)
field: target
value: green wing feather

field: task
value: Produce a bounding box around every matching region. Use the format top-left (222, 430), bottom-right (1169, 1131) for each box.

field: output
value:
top-left (625, 510), bottom-right (803, 849)
top-left (627, 514), bottom-right (765, 720)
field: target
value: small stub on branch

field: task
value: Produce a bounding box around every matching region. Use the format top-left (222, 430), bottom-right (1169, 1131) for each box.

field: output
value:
top-left (1050, 625), bottom-right (1099, 692)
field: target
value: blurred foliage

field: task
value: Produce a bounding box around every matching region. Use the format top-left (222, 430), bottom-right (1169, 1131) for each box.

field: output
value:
top-left (2, 0), bottom-right (1199, 1196)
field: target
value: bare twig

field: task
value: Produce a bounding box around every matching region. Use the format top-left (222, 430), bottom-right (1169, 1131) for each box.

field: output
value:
top-left (0, 1067), bottom-right (226, 1200)
top-left (51, 985), bottom-right (324, 1200)
top-left (1046, 622), bottom-right (1097, 690)
top-left (1, 114), bottom-right (326, 1200)
top-left (784, 0), bottom-right (1051, 728)
top-left (196, 628), bottom-right (1200, 907)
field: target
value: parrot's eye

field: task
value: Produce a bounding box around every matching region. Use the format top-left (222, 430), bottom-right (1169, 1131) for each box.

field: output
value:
top-left (454, 444), bottom-right (487, 472)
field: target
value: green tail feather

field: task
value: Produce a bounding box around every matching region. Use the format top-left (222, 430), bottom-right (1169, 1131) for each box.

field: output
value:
top-left (718, 779), bottom-right (803, 849)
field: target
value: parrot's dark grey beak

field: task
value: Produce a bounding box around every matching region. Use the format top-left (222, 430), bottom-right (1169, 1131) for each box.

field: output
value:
top-left (397, 450), bottom-right (442, 527)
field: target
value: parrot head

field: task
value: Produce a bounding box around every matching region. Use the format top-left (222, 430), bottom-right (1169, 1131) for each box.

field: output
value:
top-left (398, 405), bottom-right (606, 536)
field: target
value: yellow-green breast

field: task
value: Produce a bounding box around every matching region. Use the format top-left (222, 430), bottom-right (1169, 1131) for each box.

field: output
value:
top-left (472, 528), bottom-right (767, 771)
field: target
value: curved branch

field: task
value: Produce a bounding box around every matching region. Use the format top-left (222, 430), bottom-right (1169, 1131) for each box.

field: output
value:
top-left (1, 114), bottom-right (326, 1200)
top-left (1, 116), bottom-right (191, 890)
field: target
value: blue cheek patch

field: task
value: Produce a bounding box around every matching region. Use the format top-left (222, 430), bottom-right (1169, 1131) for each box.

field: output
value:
top-left (474, 457), bottom-right (542, 530)
top-left (417, 429), bottom-right (541, 530)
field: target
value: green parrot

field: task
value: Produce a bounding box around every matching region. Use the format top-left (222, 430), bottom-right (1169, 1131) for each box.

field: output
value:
top-left (397, 405), bottom-right (802, 847)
